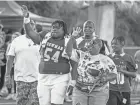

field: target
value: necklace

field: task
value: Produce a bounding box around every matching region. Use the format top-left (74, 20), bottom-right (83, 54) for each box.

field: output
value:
top-left (27, 38), bottom-right (32, 47)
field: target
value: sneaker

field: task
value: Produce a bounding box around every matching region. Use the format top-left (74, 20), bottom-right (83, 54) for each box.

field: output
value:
top-left (12, 93), bottom-right (16, 100)
top-left (4, 94), bottom-right (13, 100)
top-left (0, 87), bottom-right (9, 97)
top-left (65, 96), bottom-right (72, 102)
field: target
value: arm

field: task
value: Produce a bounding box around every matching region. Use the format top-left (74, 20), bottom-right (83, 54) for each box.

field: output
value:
top-left (102, 73), bottom-right (117, 82)
top-left (65, 36), bottom-right (75, 57)
top-left (22, 5), bottom-right (47, 44)
top-left (119, 55), bottom-right (137, 78)
top-left (65, 36), bottom-right (80, 62)
top-left (119, 69), bottom-right (136, 78)
top-left (66, 60), bottom-right (78, 96)
top-left (24, 22), bottom-right (41, 44)
top-left (70, 59), bottom-right (78, 80)
top-left (24, 22), bottom-right (48, 44)
top-left (5, 56), bottom-right (14, 77)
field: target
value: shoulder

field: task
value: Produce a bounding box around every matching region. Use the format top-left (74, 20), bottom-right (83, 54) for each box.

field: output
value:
top-left (13, 35), bottom-right (24, 42)
top-left (43, 32), bottom-right (51, 39)
top-left (123, 53), bottom-right (134, 60)
top-left (39, 30), bottom-right (49, 39)
top-left (100, 54), bottom-right (114, 64)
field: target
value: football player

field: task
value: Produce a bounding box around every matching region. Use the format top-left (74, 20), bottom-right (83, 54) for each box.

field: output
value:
top-left (21, 5), bottom-right (77, 105)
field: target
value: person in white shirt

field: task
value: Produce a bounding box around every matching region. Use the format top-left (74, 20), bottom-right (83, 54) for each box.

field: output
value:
top-left (4, 32), bottom-right (21, 100)
top-left (5, 20), bottom-right (40, 105)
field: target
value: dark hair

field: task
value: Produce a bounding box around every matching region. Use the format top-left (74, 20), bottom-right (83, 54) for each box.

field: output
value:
top-left (111, 36), bottom-right (125, 46)
top-left (20, 28), bottom-right (25, 35)
top-left (52, 20), bottom-right (68, 35)
top-left (36, 24), bottom-right (42, 32)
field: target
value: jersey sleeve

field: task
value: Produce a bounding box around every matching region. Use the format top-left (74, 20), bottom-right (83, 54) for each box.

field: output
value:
top-left (70, 49), bottom-right (80, 62)
top-left (7, 39), bottom-right (16, 56)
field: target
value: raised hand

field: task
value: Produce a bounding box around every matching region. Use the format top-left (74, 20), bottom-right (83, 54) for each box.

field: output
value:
top-left (71, 27), bottom-right (82, 38)
top-left (21, 5), bottom-right (29, 18)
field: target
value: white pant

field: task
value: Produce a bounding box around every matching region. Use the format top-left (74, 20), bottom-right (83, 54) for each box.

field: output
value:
top-left (37, 81), bottom-right (68, 105)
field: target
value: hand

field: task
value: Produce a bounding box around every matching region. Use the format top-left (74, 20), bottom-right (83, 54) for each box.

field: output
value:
top-left (21, 5), bottom-right (29, 18)
top-left (66, 85), bottom-right (74, 96)
top-left (117, 66), bottom-right (126, 73)
top-left (5, 75), bottom-right (12, 88)
top-left (71, 27), bottom-right (82, 38)
top-left (100, 76), bottom-right (108, 84)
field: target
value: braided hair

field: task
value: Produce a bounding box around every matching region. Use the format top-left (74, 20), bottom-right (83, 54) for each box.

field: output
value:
top-left (52, 20), bottom-right (68, 36)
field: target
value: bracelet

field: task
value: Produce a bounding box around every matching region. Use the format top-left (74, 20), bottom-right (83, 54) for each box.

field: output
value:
top-left (24, 17), bottom-right (30, 24)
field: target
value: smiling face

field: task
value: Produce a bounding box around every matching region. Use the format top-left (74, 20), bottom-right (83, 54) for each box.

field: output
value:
top-left (111, 37), bottom-right (124, 53)
top-left (51, 23), bottom-right (64, 39)
top-left (83, 21), bottom-right (95, 37)
top-left (86, 38), bottom-right (102, 55)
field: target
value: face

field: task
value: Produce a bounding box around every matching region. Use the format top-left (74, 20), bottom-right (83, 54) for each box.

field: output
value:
top-left (83, 21), bottom-right (95, 37)
top-left (86, 39), bottom-right (101, 55)
top-left (111, 39), bottom-right (123, 53)
top-left (51, 23), bottom-right (64, 38)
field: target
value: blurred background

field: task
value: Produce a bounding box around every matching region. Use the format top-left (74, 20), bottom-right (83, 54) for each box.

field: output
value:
top-left (0, 1), bottom-right (140, 47)
top-left (0, 1), bottom-right (140, 104)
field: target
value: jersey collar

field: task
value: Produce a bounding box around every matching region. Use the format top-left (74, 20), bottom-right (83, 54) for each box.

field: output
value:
top-left (112, 52), bottom-right (125, 57)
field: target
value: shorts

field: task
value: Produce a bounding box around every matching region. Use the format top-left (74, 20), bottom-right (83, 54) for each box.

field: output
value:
top-left (16, 81), bottom-right (39, 105)
top-left (37, 81), bottom-right (68, 105)
top-left (72, 87), bottom-right (109, 105)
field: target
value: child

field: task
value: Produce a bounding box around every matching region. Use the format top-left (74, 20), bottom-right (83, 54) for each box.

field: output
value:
top-left (107, 36), bottom-right (137, 105)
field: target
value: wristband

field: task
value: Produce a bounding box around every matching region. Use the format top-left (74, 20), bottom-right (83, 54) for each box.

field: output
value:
top-left (69, 80), bottom-right (76, 87)
top-left (135, 74), bottom-right (140, 82)
top-left (24, 17), bottom-right (30, 24)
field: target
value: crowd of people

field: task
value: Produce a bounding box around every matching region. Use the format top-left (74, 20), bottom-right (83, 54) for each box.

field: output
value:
top-left (0, 5), bottom-right (139, 105)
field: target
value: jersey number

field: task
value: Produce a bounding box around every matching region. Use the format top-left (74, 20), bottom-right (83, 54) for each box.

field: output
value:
top-left (110, 73), bottom-right (124, 85)
top-left (117, 73), bottom-right (124, 84)
top-left (44, 48), bottom-right (60, 63)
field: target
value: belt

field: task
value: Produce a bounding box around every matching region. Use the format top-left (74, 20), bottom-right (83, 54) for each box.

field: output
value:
top-left (75, 83), bottom-right (91, 93)
top-left (45, 71), bottom-right (69, 74)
